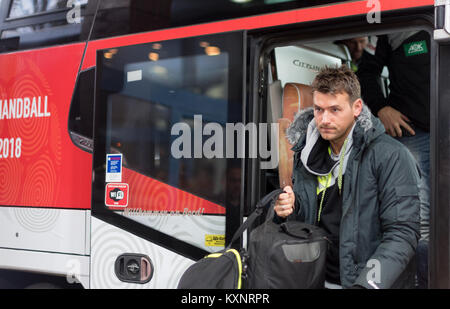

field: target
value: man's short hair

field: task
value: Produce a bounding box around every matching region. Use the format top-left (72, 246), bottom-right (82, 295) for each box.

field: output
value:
top-left (311, 65), bottom-right (361, 103)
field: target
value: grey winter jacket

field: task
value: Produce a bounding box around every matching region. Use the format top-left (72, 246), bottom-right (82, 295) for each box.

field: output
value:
top-left (285, 105), bottom-right (421, 289)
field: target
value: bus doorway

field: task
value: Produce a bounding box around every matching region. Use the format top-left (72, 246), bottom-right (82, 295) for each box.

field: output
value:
top-left (254, 20), bottom-right (437, 288)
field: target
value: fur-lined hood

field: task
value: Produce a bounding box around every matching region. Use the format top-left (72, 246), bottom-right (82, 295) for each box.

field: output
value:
top-left (286, 104), bottom-right (384, 152)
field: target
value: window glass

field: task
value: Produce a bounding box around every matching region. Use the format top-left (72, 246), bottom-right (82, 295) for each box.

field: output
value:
top-left (1, 19), bottom-right (84, 50)
top-left (93, 32), bottom-right (244, 252)
top-left (90, 0), bottom-right (349, 40)
top-left (68, 67), bottom-right (95, 143)
top-left (1, 20), bottom-right (68, 37)
top-left (0, 36), bottom-right (20, 52)
top-left (8, 0), bottom-right (87, 18)
top-left (0, 0), bottom-right (93, 52)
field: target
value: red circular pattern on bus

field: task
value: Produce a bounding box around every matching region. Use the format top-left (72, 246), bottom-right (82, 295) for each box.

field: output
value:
top-left (22, 154), bottom-right (57, 206)
top-left (0, 158), bottom-right (22, 205)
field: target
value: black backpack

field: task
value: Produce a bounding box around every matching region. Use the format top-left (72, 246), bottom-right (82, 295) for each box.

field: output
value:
top-left (177, 189), bottom-right (329, 289)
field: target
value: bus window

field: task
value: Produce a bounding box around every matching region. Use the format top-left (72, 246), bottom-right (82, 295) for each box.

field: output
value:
top-left (7, 0), bottom-right (87, 19)
top-left (0, 0), bottom-right (93, 52)
top-left (89, 0), bottom-right (172, 40)
top-left (88, 0), bottom-right (350, 41)
top-left (92, 31), bottom-right (245, 257)
top-left (0, 36), bottom-right (19, 52)
top-left (68, 67), bottom-right (95, 150)
top-left (2, 20), bottom-right (66, 36)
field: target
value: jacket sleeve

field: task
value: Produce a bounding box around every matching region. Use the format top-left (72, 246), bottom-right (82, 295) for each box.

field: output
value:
top-left (353, 146), bottom-right (420, 289)
top-left (357, 35), bottom-right (391, 117)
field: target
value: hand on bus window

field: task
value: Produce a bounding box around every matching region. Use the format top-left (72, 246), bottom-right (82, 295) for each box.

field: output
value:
top-left (274, 186), bottom-right (295, 218)
top-left (377, 106), bottom-right (416, 137)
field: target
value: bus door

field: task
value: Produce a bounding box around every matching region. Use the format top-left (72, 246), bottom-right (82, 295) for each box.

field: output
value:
top-left (430, 1), bottom-right (450, 288)
top-left (91, 31), bottom-right (246, 288)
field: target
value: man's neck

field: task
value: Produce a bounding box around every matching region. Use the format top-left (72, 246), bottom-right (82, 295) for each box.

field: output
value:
top-left (329, 122), bottom-right (355, 155)
top-left (329, 139), bottom-right (345, 156)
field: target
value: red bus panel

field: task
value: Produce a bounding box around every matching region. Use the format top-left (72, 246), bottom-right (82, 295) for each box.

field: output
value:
top-left (0, 44), bottom-right (92, 209)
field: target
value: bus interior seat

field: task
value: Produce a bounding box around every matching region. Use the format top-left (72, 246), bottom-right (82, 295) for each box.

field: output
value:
top-left (278, 82), bottom-right (313, 188)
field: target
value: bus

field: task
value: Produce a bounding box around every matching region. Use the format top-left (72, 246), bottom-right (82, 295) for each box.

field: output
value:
top-left (0, 0), bottom-right (448, 288)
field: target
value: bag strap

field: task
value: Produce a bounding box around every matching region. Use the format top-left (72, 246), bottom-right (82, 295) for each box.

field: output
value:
top-left (227, 188), bottom-right (284, 248)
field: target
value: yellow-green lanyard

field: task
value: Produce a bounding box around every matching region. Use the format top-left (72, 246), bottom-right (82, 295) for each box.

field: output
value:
top-left (317, 137), bottom-right (349, 223)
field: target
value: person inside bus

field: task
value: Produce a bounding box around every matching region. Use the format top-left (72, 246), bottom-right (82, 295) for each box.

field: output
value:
top-left (337, 37), bottom-right (371, 72)
top-left (356, 31), bottom-right (430, 288)
top-left (273, 65), bottom-right (420, 289)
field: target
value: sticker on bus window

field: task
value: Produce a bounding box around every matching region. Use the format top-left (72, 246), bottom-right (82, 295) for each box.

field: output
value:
top-left (205, 234), bottom-right (225, 247)
top-left (106, 154), bottom-right (122, 182)
top-left (105, 183), bottom-right (129, 208)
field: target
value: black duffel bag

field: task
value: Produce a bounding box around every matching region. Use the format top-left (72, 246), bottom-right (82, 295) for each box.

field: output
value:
top-left (178, 189), bottom-right (329, 289)
top-left (246, 218), bottom-right (329, 289)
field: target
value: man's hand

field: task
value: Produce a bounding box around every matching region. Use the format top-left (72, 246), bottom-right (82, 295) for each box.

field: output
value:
top-left (274, 186), bottom-right (295, 218)
top-left (377, 106), bottom-right (415, 137)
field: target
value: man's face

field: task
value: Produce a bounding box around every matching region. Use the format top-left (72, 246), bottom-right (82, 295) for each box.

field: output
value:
top-left (343, 37), bottom-right (368, 61)
top-left (313, 91), bottom-right (362, 144)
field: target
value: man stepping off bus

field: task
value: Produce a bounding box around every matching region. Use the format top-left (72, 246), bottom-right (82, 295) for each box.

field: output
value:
top-left (274, 65), bottom-right (420, 289)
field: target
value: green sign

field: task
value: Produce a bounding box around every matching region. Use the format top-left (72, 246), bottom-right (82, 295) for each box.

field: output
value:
top-left (404, 40), bottom-right (428, 57)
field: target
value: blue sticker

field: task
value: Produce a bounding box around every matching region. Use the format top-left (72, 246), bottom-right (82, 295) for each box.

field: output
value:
top-left (106, 154), bottom-right (123, 182)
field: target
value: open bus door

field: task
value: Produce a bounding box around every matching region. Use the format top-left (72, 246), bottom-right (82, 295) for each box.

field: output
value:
top-left (91, 31), bottom-right (246, 288)
top-left (430, 0), bottom-right (450, 288)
